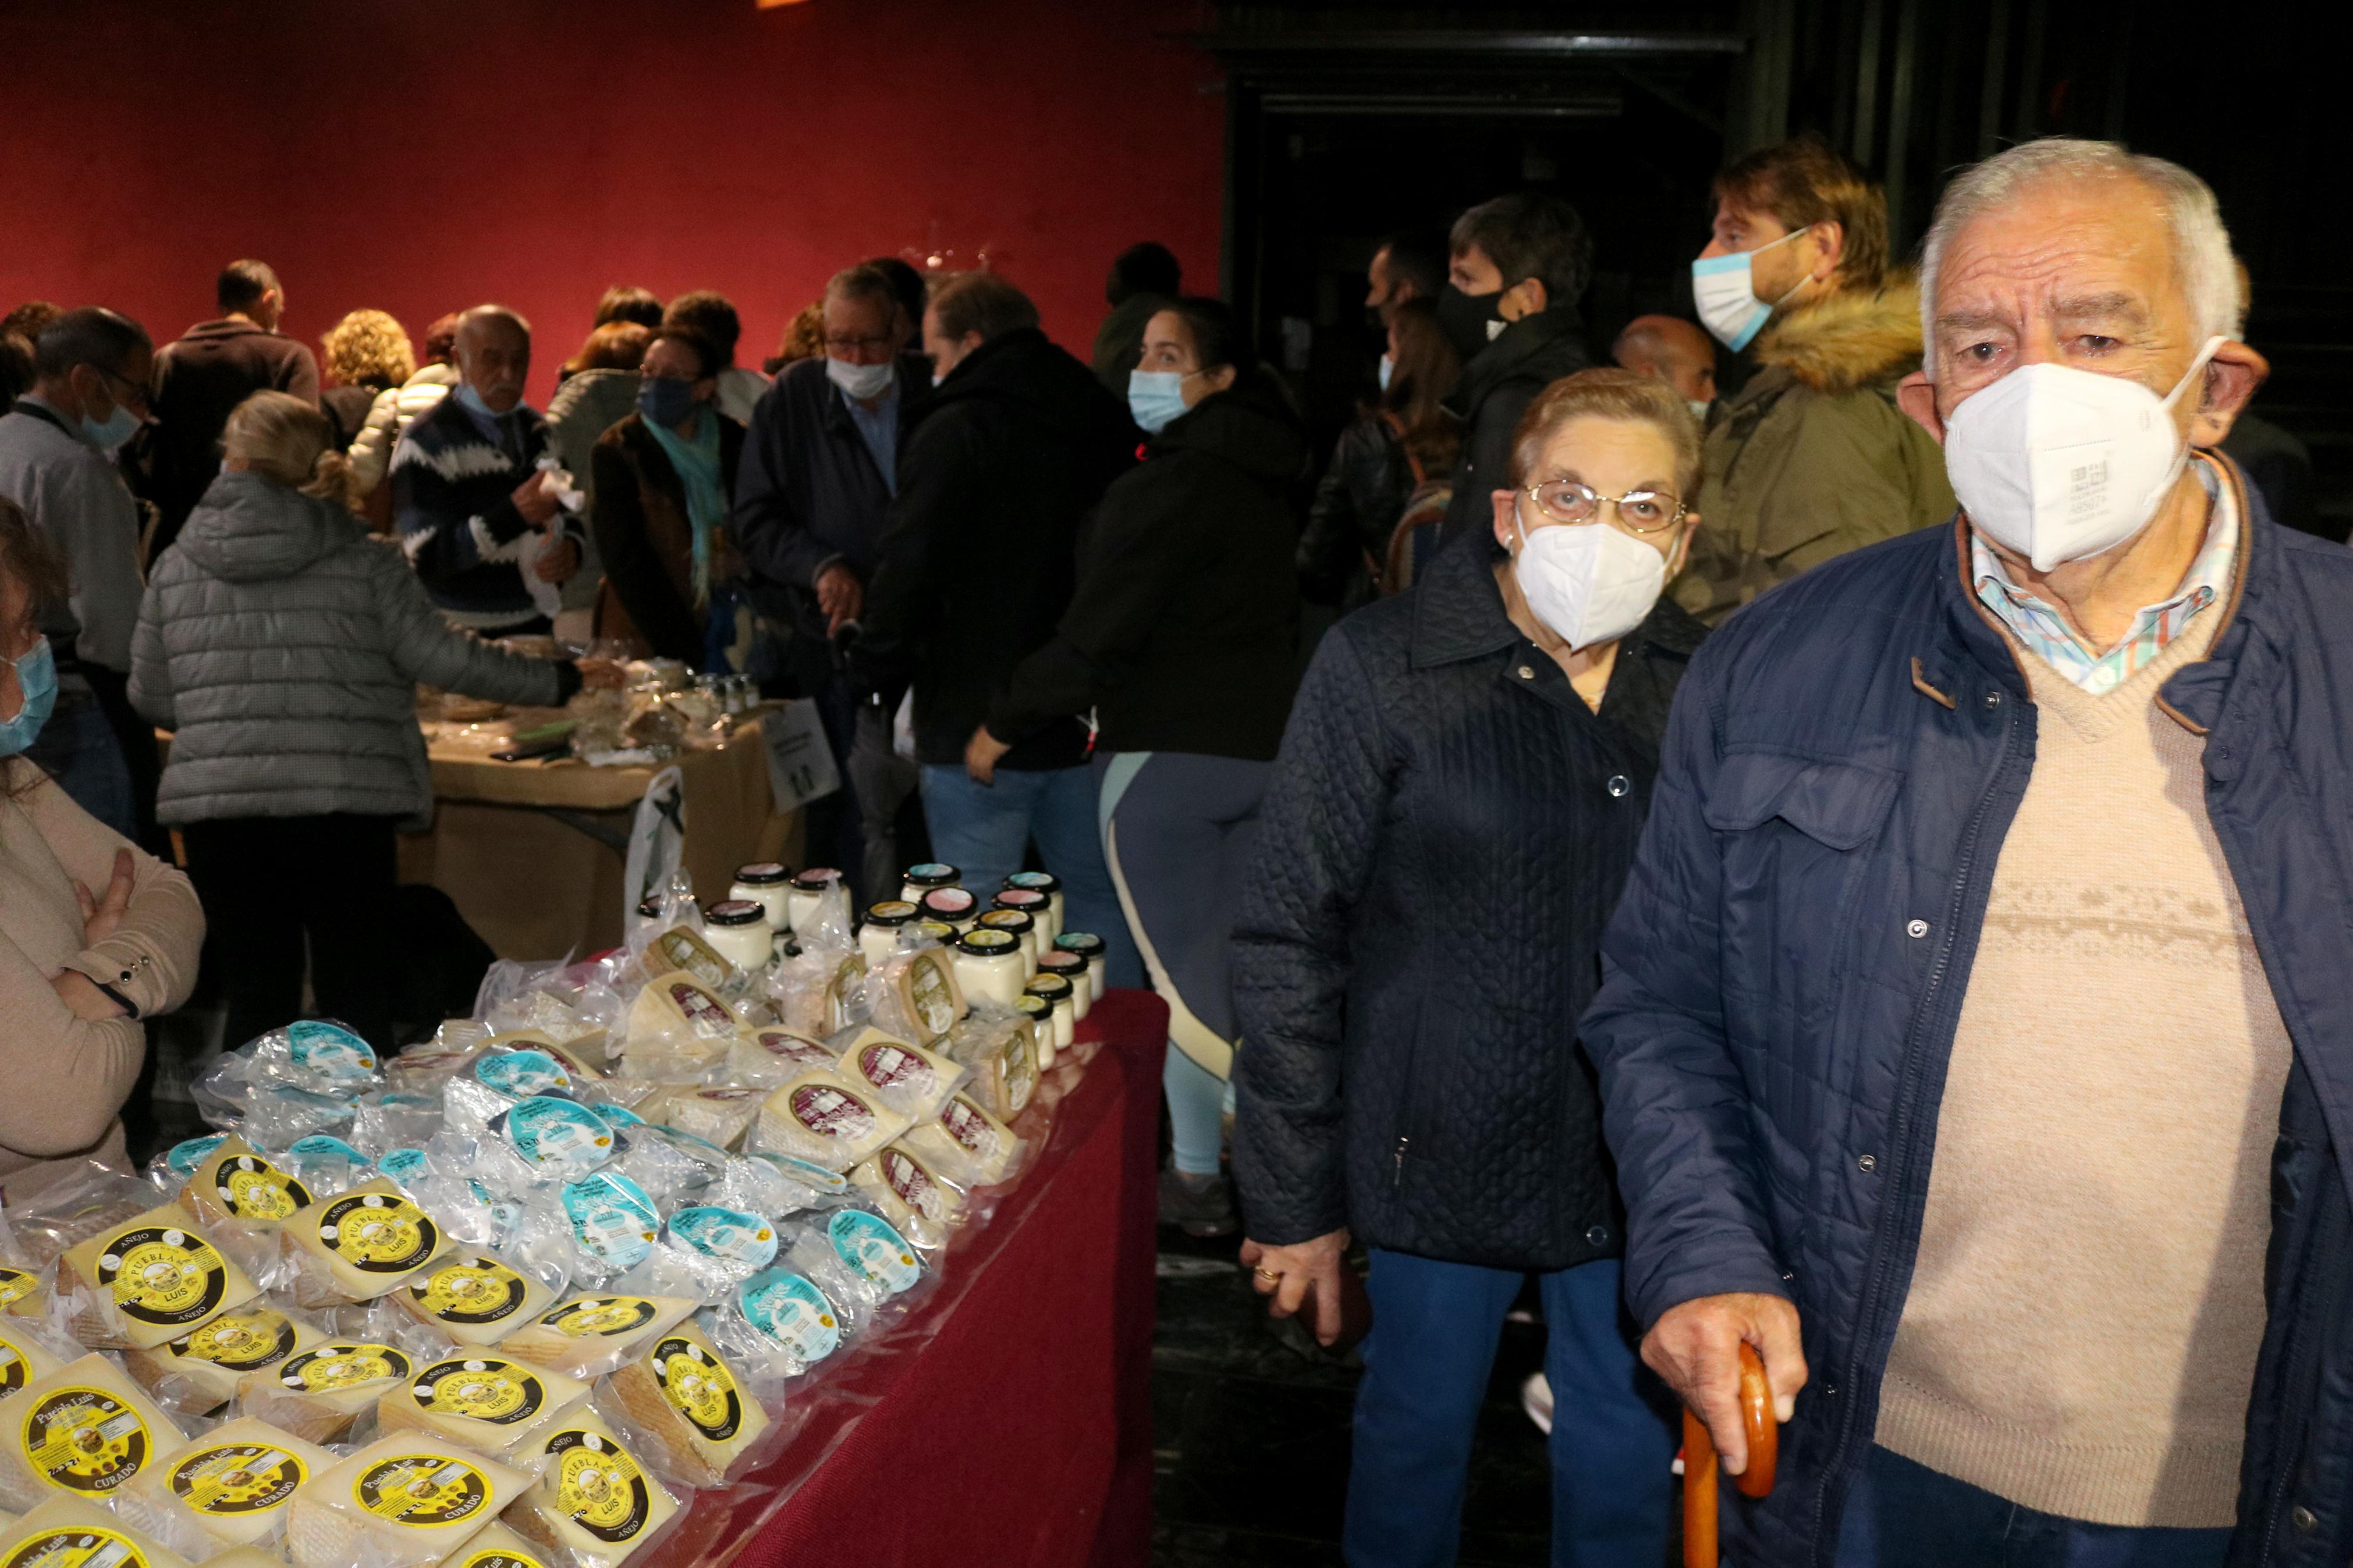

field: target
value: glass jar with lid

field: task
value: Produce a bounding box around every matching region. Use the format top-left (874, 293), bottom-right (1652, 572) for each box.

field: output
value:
top-left (919, 886), bottom-right (980, 933)
top-left (704, 899), bottom-right (775, 975)
top-left (1002, 872), bottom-right (1064, 944)
top-left (1036, 950), bottom-right (1091, 1020)
top-left (975, 908), bottom-right (1037, 976)
top-left (1013, 993), bottom-right (1057, 1069)
top-left (1023, 973), bottom-right (1076, 1055)
top-left (991, 887), bottom-right (1053, 947)
top-left (1051, 931), bottom-right (1107, 1001)
top-left (786, 868), bottom-right (842, 937)
top-left (859, 900), bottom-right (920, 967)
top-left (900, 862), bottom-right (963, 903)
top-left (953, 928), bottom-right (1026, 1007)
top-left (730, 862), bottom-right (792, 931)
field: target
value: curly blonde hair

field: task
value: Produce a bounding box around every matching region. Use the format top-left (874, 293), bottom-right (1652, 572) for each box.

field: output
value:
top-left (225, 391), bottom-right (359, 511)
top-left (320, 309), bottom-right (416, 389)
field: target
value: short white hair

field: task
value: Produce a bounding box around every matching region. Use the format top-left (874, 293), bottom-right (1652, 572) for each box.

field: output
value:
top-left (1918, 137), bottom-right (2240, 375)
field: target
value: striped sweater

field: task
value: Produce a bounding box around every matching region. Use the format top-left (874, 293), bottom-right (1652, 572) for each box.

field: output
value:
top-left (390, 392), bottom-right (584, 630)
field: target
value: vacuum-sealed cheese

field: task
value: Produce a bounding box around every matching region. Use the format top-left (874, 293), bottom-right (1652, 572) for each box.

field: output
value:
top-left (449, 1522), bottom-right (558, 1568)
top-left (1, 1496), bottom-right (193, 1568)
top-left (0, 1267), bottom-right (45, 1321)
top-left (868, 947), bottom-right (963, 1045)
top-left (754, 1071), bottom-right (908, 1172)
top-left (282, 1180), bottom-right (451, 1305)
top-left (627, 972), bottom-right (743, 1046)
top-left (493, 1296), bottom-right (697, 1382)
top-left (849, 1144), bottom-right (964, 1249)
top-left (726, 1026), bottom-right (836, 1088)
top-left (0, 1353), bottom-right (185, 1509)
top-left (285, 1435), bottom-right (524, 1568)
top-left (396, 1255), bottom-right (554, 1347)
top-left (946, 1018), bottom-right (1038, 1123)
top-left (507, 1409), bottom-right (679, 1568)
top-left (605, 1323), bottom-right (768, 1485)
top-left (375, 1356), bottom-right (591, 1463)
top-left (125, 1307), bottom-right (319, 1413)
top-left (0, 1328), bottom-right (64, 1403)
top-left (181, 1137), bottom-right (314, 1229)
top-left (839, 1029), bottom-right (966, 1121)
top-left (118, 1417), bottom-right (333, 1549)
top-left (239, 1342), bottom-right (414, 1445)
top-left (904, 1094), bottom-right (1023, 1186)
top-left (630, 1086), bottom-right (764, 1150)
top-left (59, 1203), bottom-right (261, 1351)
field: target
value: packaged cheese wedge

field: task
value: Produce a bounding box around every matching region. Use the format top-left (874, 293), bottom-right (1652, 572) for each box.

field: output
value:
top-left (0, 1353), bottom-right (186, 1510)
top-left (285, 1435), bottom-right (524, 1568)
top-left (837, 1029), bottom-right (968, 1122)
top-left (494, 1297), bottom-right (697, 1384)
top-left (449, 1521), bottom-right (558, 1568)
top-left (865, 947), bottom-right (964, 1046)
top-left (115, 1416), bottom-right (334, 1552)
top-left (58, 1203), bottom-right (261, 1352)
top-left (847, 1144), bottom-right (964, 1251)
top-left (180, 1137), bottom-right (315, 1229)
top-left (237, 1342), bottom-right (414, 1445)
top-left (725, 1026), bottom-right (836, 1090)
top-left (604, 1324), bottom-right (768, 1487)
top-left (395, 1254), bottom-right (555, 1348)
top-left (375, 1356), bottom-right (591, 1463)
top-left (0, 1267), bottom-right (47, 1323)
top-left (0, 1495), bottom-right (194, 1568)
top-left (505, 1409), bottom-right (680, 1568)
top-left (125, 1306), bottom-right (320, 1416)
top-left (903, 1094), bottom-right (1025, 1187)
top-left (751, 1071), bottom-right (908, 1172)
top-left (627, 1086), bottom-right (764, 1151)
top-left (0, 1323), bottom-right (69, 1404)
top-left (281, 1180), bottom-right (452, 1307)
top-left (624, 973), bottom-right (744, 1068)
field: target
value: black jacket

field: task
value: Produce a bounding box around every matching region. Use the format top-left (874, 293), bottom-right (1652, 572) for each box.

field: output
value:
top-left (1438, 305), bottom-right (1592, 545)
top-left (1231, 528), bottom-right (1707, 1270)
top-left (590, 410), bottom-right (747, 666)
top-left (1297, 412), bottom-right (1412, 610)
top-left (146, 319), bottom-right (322, 559)
top-left (731, 352), bottom-right (929, 684)
top-left (850, 328), bottom-right (1138, 770)
top-left (991, 379), bottom-right (1305, 760)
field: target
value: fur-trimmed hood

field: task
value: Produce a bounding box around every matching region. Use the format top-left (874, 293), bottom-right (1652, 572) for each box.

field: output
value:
top-left (1751, 273), bottom-right (1925, 395)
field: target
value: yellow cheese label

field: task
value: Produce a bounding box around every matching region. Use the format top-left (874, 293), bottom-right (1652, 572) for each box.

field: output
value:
top-left (409, 1259), bottom-right (529, 1327)
top-left (538, 1296), bottom-right (658, 1339)
top-left (4, 1526), bottom-right (152, 1568)
top-left (546, 1429), bottom-right (654, 1544)
top-left (96, 1223), bottom-right (228, 1327)
top-left (650, 1336), bottom-right (743, 1441)
top-left (351, 1454), bottom-right (491, 1527)
top-left (169, 1440), bottom-right (308, 1515)
top-left (459, 1552), bottom-right (551, 1568)
top-left (0, 1334), bottom-right (38, 1394)
top-left (411, 1359), bottom-right (545, 1425)
top-left (212, 1155), bottom-right (311, 1221)
top-left (173, 1309), bottom-right (298, 1372)
top-left (317, 1192), bottom-right (440, 1274)
top-left (0, 1267), bottom-right (38, 1310)
top-left (20, 1385), bottom-right (151, 1494)
top-left (279, 1343), bottom-right (410, 1393)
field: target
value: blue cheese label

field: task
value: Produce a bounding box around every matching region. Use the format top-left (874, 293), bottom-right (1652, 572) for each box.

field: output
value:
top-left (664, 1207), bottom-right (776, 1270)
top-left (499, 1097), bottom-right (613, 1178)
top-left (474, 1049), bottom-right (572, 1100)
top-left (559, 1174), bottom-right (659, 1268)
top-left (828, 1210), bottom-right (921, 1295)
top-left (377, 1147), bottom-right (430, 1183)
top-left (737, 1268), bottom-right (840, 1363)
top-left (286, 1021), bottom-right (378, 1084)
top-left (164, 1135), bottom-right (228, 1179)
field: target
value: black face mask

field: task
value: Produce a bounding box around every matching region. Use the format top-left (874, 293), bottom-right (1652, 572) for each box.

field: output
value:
top-left (1436, 285), bottom-right (1509, 362)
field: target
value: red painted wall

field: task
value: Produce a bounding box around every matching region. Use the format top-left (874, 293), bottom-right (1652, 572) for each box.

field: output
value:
top-left (0, 0), bottom-right (1224, 400)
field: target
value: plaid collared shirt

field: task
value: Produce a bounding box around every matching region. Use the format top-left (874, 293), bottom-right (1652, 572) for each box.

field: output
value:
top-left (1971, 463), bottom-right (2237, 695)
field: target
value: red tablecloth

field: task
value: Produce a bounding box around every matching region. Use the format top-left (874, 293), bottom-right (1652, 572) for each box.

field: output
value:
top-left (645, 990), bottom-right (1169, 1568)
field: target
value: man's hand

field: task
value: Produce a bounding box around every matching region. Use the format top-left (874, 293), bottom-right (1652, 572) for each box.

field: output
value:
top-left (1642, 1292), bottom-right (1806, 1477)
top-left (574, 657), bottom-right (627, 690)
top-left (533, 537), bottom-right (579, 583)
top-left (1241, 1230), bottom-right (1351, 1347)
top-left (814, 562), bottom-right (863, 636)
top-left (75, 849), bottom-right (134, 947)
top-left (512, 471), bottom-right (560, 528)
top-left (51, 969), bottom-right (125, 1022)
top-left (963, 724), bottom-right (1013, 785)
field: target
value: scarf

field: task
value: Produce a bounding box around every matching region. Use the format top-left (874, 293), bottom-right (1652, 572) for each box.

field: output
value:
top-left (643, 406), bottom-right (726, 607)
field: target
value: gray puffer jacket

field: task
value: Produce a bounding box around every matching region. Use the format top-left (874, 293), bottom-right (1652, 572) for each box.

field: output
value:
top-left (130, 468), bottom-right (573, 828)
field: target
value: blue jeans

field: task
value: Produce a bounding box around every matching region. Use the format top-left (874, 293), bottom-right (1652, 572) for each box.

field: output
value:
top-left (1347, 1252), bottom-right (1677, 1568)
top-left (23, 685), bottom-right (133, 839)
top-left (1833, 1446), bottom-right (2231, 1567)
top-left (918, 762), bottom-right (1141, 989)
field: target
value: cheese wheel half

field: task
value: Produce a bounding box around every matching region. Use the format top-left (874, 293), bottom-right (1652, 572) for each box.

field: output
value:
top-left (0, 1495), bottom-right (193, 1568)
top-left (118, 1416), bottom-right (333, 1549)
top-left (285, 1436), bottom-right (523, 1568)
top-left (374, 1356), bottom-right (591, 1462)
top-left (58, 1203), bottom-right (261, 1351)
top-left (124, 1306), bottom-right (319, 1415)
top-left (0, 1353), bottom-right (185, 1511)
top-left (492, 1296), bottom-right (698, 1382)
top-left (395, 1255), bottom-right (556, 1347)
top-left (282, 1179), bottom-right (452, 1305)
top-left (506, 1409), bottom-right (679, 1568)
top-left (180, 1136), bottom-right (315, 1229)
top-left (604, 1323), bottom-right (769, 1486)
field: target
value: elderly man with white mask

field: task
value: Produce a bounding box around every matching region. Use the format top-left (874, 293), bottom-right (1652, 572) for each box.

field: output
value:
top-left (1585, 136), bottom-right (2353, 1565)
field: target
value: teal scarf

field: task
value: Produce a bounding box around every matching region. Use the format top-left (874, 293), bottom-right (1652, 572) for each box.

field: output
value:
top-left (643, 407), bottom-right (726, 607)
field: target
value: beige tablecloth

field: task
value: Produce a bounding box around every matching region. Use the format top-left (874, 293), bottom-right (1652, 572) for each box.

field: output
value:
top-left (395, 714), bottom-right (798, 960)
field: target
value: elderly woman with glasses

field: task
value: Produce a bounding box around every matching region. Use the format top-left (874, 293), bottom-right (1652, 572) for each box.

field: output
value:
top-left (1231, 367), bottom-right (1709, 1568)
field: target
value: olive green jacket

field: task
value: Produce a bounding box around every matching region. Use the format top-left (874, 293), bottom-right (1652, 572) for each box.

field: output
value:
top-left (1670, 277), bottom-right (1955, 626)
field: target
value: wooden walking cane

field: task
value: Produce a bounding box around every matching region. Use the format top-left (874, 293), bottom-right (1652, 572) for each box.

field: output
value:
top-left (1681, 1342), bottom-right (1777, 1568)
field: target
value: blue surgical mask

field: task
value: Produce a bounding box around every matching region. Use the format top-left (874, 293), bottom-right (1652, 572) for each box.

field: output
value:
top-left (0, 638), bottom-right (57, 756)
top-left (1377, 355), bottom-right (1394, 393)
top-left (1128, 370), bottom-right (1188, 435)
top-left (1690, 228), bottom-right (1808, 352)
top-left (637, 376), bottom-right (697, 428)
top-left (79, 403), bottom-right (139, 454)
top-left (454, 382), bottom-right (514, 421)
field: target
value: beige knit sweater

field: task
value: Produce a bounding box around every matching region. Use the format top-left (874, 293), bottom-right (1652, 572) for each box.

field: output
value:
top-left (1874, 606), bottom-right (2288, 1527)
top-left (0, 760), bottom-right (203, 1197)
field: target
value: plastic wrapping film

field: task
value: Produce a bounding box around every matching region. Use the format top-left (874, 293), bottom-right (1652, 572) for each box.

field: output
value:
top-left (113, 1414), bottom-right (336, 1557)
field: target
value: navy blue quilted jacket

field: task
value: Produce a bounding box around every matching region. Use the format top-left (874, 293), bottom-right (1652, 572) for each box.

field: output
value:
top-left (1232, 530), bottom-right (1706, 1270)
top-left (1584, 457), bottom-right (2353, 1564)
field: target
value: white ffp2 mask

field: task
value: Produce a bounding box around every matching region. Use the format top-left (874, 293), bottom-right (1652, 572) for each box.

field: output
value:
top-left (1690, 229), bottom-right (1806, 351)
top-left (826, 357), bottom-right (896, 401)
top-left (1512, 516), bottom-right (1669, 652)
top-left (1943, 336), bottom-right (2225, 572)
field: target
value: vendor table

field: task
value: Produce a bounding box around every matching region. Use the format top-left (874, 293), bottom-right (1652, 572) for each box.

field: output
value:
top-left (651, 989), bottom-right (1169, 1568)
top-left (395, 712), bottom-right (797, 961)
